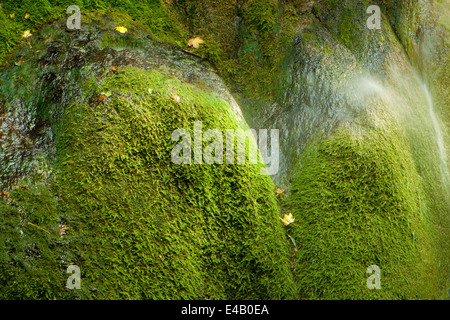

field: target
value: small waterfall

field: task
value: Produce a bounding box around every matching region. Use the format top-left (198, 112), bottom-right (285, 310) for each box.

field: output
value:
top-left (420, 81), bottom-right (450, 188)
top-left (353, 74), bottom-right (450, 191)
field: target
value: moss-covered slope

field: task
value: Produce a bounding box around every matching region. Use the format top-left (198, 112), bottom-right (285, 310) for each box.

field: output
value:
top-left (284, 123), bottom-right (437, 299)
top-left (1, 1), bottom-right (448, 300)
top-left (0, 12), bottom-right (296, 299)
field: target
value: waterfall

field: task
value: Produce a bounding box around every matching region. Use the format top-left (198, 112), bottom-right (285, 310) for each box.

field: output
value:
top-left (420, 81), bottom-right (450, 189)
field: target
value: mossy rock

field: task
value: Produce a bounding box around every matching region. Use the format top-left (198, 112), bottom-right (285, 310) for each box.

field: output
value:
top-left (285, 123), bottom-right (439, 299)
top-left (0, 13), bottom-right (296, 299)
top-left (1, 1), bottom-right (449, 300)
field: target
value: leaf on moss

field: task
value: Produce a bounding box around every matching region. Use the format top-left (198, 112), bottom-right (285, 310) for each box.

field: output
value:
top-left (274, 186), bottom-right (285, 195)
top-left (188, 37), bottom-right (204, 49)
top-left (100, 90), bottom-right (112, 97)
top-left (58, 224), bottom-right (69, 236)
top-left (115, 26), bottom-right (128, 34)
top-left (287, 234), bottom-right (297, 247)
top-left (280, 213), bottom-right (295, 226)
top-left (24, 13), bottom-right (30, 19)
top-left (22, 30), bottom-right (32, 39)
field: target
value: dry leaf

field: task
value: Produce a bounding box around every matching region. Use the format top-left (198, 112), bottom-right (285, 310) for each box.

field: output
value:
top-left (115, 26), bottom-right (128, 34)
top-left (9, 13), bottom-right (15, 19)
top-left (22, 30), bottom-right (32, 39)
top-left (188, 37), bottom-right (204, 49)
top-left (24, 13), bottom-right (30, 19)
top-left (170, 94), bottom-right (180, 102)
top-left (280, 213), bottom-right (295, 226)
top-left (58, 224), bottom-right (69, 236)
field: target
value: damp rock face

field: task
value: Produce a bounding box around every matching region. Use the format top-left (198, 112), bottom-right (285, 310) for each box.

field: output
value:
top-left (251, 1), bottom-right (450, 299)
top-left (0, 1), bottom-right (449, 300)
top-left (0, 13), bottom-right (295, 299)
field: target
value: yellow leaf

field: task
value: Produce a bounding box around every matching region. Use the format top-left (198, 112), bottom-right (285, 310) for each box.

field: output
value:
top-left (187, 37), bottom-right (204, 49)
top-left (22, 30), bottom-right (32, 39)
top-left (170, 93), bottom-right (180, 102)
top-left (280, 213), bottom-right (295, 226)
top-left (58, 224), bottom-right (69, 236)
top-left (9, 13), bottom-right (15, 19)
top-left (25, 13), bottom-right (30, 19)
top-left (115, 26), bottom-right (128, 34)
top-left (274, 187), bottom-right (285, 195)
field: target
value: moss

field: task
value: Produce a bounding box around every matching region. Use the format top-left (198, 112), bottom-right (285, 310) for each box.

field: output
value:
top-left (0, 182), bottom-right (67, 299)
top-left (284, 123), bottom-right (438, 299)
top-left (0, 0), bottom-right (185, 66)
top-left (244, 0), bottom-right (277, 34)
top-left (334, 7), bottom-right (359, 50)
top-left (53, 66), bottom-right (297, 299)
top-left (1, 61), bottom-right (297, 299)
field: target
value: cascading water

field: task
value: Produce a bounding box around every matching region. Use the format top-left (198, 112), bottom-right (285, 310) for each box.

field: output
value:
top-left (419, 81), bottom-right (450, 189)
top-left (352, 68), bottom-right (450, 196)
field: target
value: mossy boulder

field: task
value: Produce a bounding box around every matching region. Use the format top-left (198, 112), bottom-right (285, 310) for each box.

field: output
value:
top-left (0, 13), bottom-right (296, 299)
top-left (1, 1), bottom-right (449, 300)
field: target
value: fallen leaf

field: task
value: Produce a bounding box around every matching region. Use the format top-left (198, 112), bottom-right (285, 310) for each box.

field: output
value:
top-left (115, 26), bottom-right (128, 34)
top-left (22, 30), bottom-right (32, 39)
top-left (170, 93), bottom-right (180, 102)
top-left (188, 37), bottom-right (204, 49)
top-left (280, 213), bottom-right (295, 226)
top-left (287, 234), bottom-right (297, 247)
top-left (107, 66), bottom-right (119, 71)
top-left (24, 13), bottom-right (30, 19)
top-left (9, 13), bottom-right (15, 19)
top-left (58, 224), bottom-right (69, 236)
top-left (98, 94), bottom-right (107, 101)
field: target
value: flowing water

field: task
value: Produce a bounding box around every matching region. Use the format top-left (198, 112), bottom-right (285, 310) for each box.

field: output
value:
top-left (420, 81), bottom-right (450, 189)
top-left (353, 69), bottom-right (450, 195)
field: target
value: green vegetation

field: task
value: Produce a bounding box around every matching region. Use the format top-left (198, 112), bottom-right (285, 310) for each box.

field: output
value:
top-left (0, 62), bottom-right (297, 299)
top-left (285, 123), bottom-right (438, 299)
top-left (55, 66), bottom-right (297, 299)
top-left (244, 0), bottom-right (277, 34)
top-left (0, 183), bottom-right (66, 299)
top-left (0, 0), bottom-right (448, 300)
top-left (0, 0), bottom-right (184, 65)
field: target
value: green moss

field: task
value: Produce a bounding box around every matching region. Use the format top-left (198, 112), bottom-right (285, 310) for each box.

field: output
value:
top-left (284, 123), bottom-right (438, 299)
top-left (53, 66), bottom-right (297, 299)
top-left (0, 64), bottom-right (297, 299)
top-left (335, 8), bottom-right (359, 49)
top-left (0, 0), bottom-right (185, 66)
top-left (244, 0), bottom-right (277, 34)
top-left (0, 182), bottom-right (67, 299)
